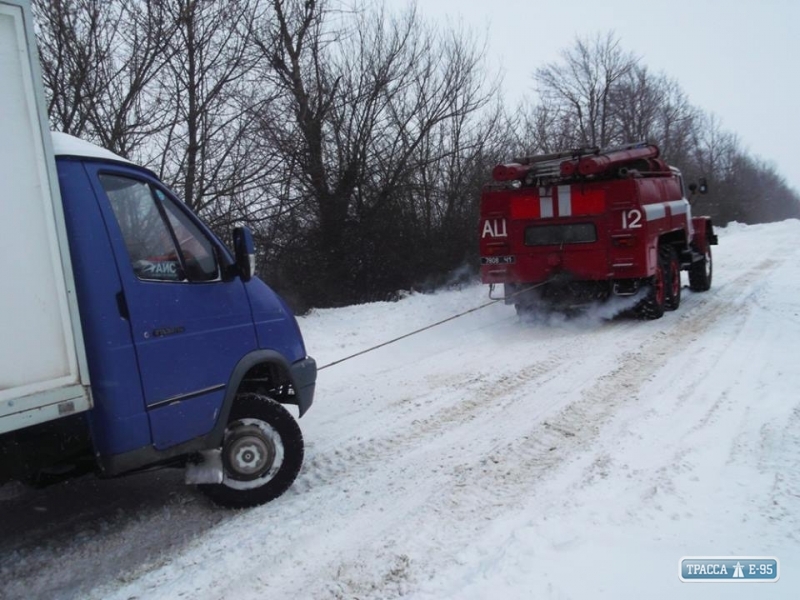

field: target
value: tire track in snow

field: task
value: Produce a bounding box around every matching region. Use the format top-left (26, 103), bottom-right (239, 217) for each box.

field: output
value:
top-left (482, 250), bottom-right (800, 556)
top-left (296, 307), bottom-right (647, 501)
top-left (301, 254), bottom-right (797, 597)
top-left (92, 317), bottom-right (648, 598)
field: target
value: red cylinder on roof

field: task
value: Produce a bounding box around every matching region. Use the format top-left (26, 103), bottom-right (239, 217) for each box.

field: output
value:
top-left (560, 159), bottom-right (578, 177)
top-left (492, 163), bottom-right (530, 182)
top-left (577, 145), bottom-right (660, 176)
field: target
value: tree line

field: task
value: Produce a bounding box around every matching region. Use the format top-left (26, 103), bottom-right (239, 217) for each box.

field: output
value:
top-left (33, 0), bottom-right (800, 311)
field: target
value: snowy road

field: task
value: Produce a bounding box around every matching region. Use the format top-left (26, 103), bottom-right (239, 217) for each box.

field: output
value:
top-left (2, 221), bottom-right (799, 599)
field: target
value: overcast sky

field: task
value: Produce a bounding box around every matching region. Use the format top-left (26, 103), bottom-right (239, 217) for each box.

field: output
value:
top-left (385, 0), bottom-right (800, 194)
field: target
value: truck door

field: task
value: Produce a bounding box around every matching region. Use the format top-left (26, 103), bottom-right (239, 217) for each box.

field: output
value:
top-left (88, 167), bottom-right (258, 450)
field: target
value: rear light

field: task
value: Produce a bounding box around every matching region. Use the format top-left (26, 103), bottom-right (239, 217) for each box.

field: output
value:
top-left (612, 235), bottom-right (637, 248)
top-left (483, 241), bottom-right (510, 255)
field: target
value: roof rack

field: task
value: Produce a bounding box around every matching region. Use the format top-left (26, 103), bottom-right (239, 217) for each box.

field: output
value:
top-left (492, 142), bottom-right (666, 184)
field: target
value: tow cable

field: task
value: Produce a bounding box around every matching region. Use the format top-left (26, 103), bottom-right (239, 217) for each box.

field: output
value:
top-left (317, 282), bottom-right (547, 370)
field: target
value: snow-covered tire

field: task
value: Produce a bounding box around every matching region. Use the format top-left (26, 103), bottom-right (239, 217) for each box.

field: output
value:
top-left (689, 245), bottom-right (712, 291)
top-left (637, 248), bottom-right (668, 320)
top-left (199, 394), bottom-right (303, 509)
top-left (664, 246), bottom-right (681, 311)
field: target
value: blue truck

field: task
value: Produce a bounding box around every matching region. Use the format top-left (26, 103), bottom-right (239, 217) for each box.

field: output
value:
top-left (0, 0), bottom-right (316, 508)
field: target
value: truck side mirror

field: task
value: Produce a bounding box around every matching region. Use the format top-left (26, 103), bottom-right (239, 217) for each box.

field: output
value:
top-left (688, 177), bottom-right (709, 197)
top-left (232, 226), bottom-right (255, 282)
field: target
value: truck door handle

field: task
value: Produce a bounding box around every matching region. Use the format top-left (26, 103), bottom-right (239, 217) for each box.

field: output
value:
top-left (116, 291), bottom-right (130, 320)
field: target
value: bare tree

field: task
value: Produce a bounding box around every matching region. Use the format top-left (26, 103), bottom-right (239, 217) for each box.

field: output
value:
top-left (251, 0), bottom-right (495, 306)
top-left (34, 0), bottom-right (110, 137)
top-left (534, 32), bottom-right (637, 148)
top-left (153, 0), bottom-right (271, 228)
top-left (610, 65), bottom-right (660, 144)
top-left (511, 98), bottom-right (575, 156)
top-left (609, 65), bottom-right (698, 169)
top-left (652, 77), bottom-right (697, 166)
top-left (33, 0), bottom-right (174, 157)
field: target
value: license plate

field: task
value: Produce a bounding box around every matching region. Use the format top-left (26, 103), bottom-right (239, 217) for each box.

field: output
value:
top-left (480, 255), bottom-right (515, 265)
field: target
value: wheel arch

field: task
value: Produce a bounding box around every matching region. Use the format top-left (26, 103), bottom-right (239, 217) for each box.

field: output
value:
top-left (691, 216), bottom-right (718, 253)
top-left (658, 228), bottom-right (688, 249)
top-left (210, 350), bottom-right (312, 447)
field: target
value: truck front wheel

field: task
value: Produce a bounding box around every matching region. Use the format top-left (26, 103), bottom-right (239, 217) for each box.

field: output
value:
top-left (689, 245), bottom-right (712, 291)
top-left (199, 393), bottom-right (304, 508)
top-left (664, 246), bottom-right (681, 311)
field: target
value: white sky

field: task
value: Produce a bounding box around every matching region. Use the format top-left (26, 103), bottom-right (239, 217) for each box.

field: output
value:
top-left (385, 0), bottom-right (800, 194)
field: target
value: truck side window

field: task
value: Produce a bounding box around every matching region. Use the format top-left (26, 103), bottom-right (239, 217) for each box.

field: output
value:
top-left (100, 175), bottom-right (218, 282)
top-left (156, 190), bottom-right (219, 282)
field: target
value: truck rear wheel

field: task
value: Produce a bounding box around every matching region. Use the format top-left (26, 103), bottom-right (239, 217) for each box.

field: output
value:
top-left (664, 246), bottom-right (681, 311)
top-left (689, 245), bottom-right (713, 291)
top-left (199, 393), bottom-right (303, 508)
top-left (515, 301), bottom-right (535, 317)
top-left (637, 250), bottom-right (668, 319)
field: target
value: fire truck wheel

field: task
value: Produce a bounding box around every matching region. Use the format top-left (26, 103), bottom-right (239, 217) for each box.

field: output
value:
top-left (664, 246), bottom-right (681, 311)
top-left (638, 251), bottom-right (668, 319)
top-left (515, 302), bottom-right (533, 317)
top-left (689, 245), bottom-right (712, 291)
top-left (199, 394), bottom-right (304, 508)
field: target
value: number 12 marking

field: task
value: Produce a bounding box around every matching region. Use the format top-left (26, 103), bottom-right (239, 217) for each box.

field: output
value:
top-left (622, 209), bottom-right (643, 229)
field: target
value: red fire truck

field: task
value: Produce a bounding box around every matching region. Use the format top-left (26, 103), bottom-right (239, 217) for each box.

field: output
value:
top-left (479, 143), bottom-right (717, 318)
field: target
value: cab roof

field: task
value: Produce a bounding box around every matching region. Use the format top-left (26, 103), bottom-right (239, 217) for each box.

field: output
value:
top-left (51, 131), bottom-right (132, 165)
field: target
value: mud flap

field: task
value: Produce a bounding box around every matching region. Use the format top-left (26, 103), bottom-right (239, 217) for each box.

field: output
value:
top-left (185, 449), bottom-right (223, 485)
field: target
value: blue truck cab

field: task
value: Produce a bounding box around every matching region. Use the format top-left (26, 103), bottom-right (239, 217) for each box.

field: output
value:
top-left (64, 134), bottom-right (317, 506)
top-left (1, 0), bottom-right (314, 508)
top-left (0, 131), bottom-right (316, 508)
top-left (0, 133), bottom-right (316, 507)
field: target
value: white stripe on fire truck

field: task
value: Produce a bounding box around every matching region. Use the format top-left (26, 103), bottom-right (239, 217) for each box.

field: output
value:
top-left (539, 186), bottom-right (554, 218)
top-left (643, 203), bottom-right (666, 221)
top-left (558, 185), bottom-right (571, 217)
top-left (666, 199), bottom-right (689, 215)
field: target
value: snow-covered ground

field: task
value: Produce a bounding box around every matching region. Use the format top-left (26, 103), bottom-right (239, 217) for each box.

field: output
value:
top-left (2, 220), bottom-right (799, 599)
